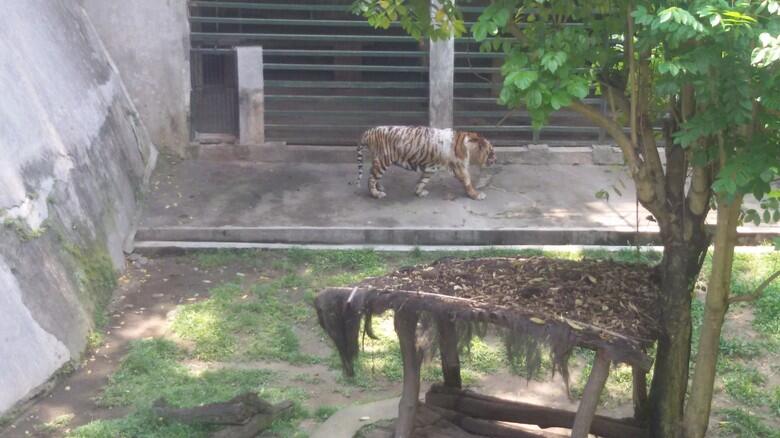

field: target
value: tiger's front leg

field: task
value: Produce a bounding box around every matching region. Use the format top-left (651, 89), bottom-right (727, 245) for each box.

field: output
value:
top-left (452, 164), bottom-right (486, 200)
top-left (368, 158), bottom-right (387, 199)
top-left (415, 166), bottom-right (437, 197)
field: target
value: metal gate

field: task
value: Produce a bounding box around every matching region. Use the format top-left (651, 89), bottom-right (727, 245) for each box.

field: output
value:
top-left (189, 0), bottom-right (428, 145)
top-left (189, 0), bottom-right (606, 146)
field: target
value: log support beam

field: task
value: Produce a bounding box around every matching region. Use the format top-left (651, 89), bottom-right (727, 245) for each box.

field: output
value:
top-left (571, 349), bottom-right (612, 438)
top-left (632, 365), bottom-right (649, 424)
top-left (436, 315), bottom-right (462, 388)
top-left (395, 308), bottom-right (422, 438)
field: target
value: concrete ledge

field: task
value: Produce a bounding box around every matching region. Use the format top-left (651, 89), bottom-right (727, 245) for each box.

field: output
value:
top-left (135, 226), bottom-right (778, 247)
top-left (185, 143), bottom-right (611, 165)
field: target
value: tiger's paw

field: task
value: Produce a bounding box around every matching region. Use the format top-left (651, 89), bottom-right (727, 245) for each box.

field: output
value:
top-left (371, 191), bottom-right (387, 199)
top-left (416, 189), bottom-right (429, 198)
top-left (474, 192), bottom-right (487, 200)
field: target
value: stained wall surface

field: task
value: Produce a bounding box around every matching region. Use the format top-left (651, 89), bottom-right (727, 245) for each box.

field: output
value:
top-left (0, 0), bottom-right (156, 413)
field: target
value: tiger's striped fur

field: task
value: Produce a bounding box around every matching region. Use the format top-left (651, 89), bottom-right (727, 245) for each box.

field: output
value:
top-left (356, 126), bottom-right (496, 200)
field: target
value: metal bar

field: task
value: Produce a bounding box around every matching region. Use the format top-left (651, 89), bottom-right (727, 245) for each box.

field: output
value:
top-left (265, 80), bottom-right (428, 89)
top-left (265, 63), bottom-right (428, 72)
top-left (263, 63), bottom-right (499, 73)
top-left (266, 123), bottom-right (603, 133)
top-left (191, 47), bottom-right (235, 54)
top-left (264, 49), bottom-right (427, 58)
top-left (267, 110), bottom-right (428, 117)
top-left (190, 16), bottom-right (482, 28)
top-left (190, 17), bottom-right (379, 27)
top-left (190, 1), bottom-right (352, 12)
top-left (266, 95), bottom-right (428, 103)
top-left (262, 49), bottom-right (502, 58)
top-left (191, 32), bottom-right (475, 43)
top-left (264, 80), bottom-right (497, 90)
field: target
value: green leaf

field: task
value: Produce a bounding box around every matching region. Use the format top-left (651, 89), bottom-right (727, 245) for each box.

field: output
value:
top-left (513, 70), bottom-right (539, 90)
top-left (550, 90), bottom-right (572, 110)
top-left (566, 80), bottom-right (589, 99)
top-left (526, 89), bottom-right (543, 109)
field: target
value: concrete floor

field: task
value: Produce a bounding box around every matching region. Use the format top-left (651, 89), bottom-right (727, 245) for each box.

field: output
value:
top-left (137, 158), bottom-right (778, 246)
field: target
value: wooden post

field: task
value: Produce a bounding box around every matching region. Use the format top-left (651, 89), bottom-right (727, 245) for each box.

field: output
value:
top-left (632, 365), bottom-right (649, 424)
top-left (436, 315), bottom-right (462, 388)
top-left (394, 308), bottom-right (421, 438)
top-left (571, 349), bottom-right (611, 438)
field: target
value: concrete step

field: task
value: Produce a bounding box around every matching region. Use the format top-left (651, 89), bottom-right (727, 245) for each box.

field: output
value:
top-left (133, 226), bottom-right (776, 249)
top-left (184, 143), bottom-right (627, 165)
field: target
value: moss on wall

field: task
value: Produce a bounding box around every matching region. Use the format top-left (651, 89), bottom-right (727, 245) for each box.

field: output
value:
top-left (62, 241), bottom-right (117, 328)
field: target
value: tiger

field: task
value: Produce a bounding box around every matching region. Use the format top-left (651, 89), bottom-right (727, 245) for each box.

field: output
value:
top-left (355, 126), bottom-right (496, 200)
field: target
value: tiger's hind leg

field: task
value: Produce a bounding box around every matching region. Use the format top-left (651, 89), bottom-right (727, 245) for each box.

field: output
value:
top-left (368, 158), bottom-right (388, 199)
top-left (415, 166), bottom-right (438, 197)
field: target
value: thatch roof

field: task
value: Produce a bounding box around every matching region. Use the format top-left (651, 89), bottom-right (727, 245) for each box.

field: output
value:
top-left (315, 256), bottom-right (661, 380)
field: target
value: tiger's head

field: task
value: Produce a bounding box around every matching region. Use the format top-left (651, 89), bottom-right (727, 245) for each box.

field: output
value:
top-left (465, 132), bottom-right (496, 167)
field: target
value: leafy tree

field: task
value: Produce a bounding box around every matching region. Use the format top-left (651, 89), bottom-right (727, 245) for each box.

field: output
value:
top-left (352, 0), bottom-right (780, 436)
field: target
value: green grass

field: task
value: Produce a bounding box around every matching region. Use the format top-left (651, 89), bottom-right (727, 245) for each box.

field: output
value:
top-left (171, 280), bottom-right (314, 363)
top-left (35, 414), bottom-right (74, 434)
top-left (70, 338), bottom-right (307, 438)
top-left (720, 363), bottom-right (769, 406)
top-left (717, 408), bottom-right (780, 438)
top-left (314, 405), bottom-right (339, 422)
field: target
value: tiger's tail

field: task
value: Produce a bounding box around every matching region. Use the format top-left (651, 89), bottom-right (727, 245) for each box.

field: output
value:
top-left (355, 133), bottom-right (368, 186)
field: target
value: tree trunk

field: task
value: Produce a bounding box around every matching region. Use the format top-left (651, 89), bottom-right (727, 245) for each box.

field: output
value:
top-left (649, 234), bottom-right (695, 438)
top-left (682, 196), bottom-right (742, 438)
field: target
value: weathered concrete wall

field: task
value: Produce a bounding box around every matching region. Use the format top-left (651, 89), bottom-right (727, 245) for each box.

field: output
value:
top-left (81, 0), bottom-right (191, 155)
top-left (0, 0), bottom-right (156, 414)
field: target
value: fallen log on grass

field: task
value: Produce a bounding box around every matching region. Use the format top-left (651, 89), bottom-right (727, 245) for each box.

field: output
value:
top-left (425, 385), bottom-right (647, 438)
top-left (150, 392), bottom-right (293, 438)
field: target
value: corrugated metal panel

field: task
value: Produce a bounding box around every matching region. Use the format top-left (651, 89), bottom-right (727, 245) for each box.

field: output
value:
top-left (188, 0), bottom-right (610, 146)
top-left (189, 0), bottom-right (428, 145)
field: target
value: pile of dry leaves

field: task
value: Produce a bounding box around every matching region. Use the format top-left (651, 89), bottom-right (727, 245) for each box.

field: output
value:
top-left (358, 256), bottom-right (661, 344)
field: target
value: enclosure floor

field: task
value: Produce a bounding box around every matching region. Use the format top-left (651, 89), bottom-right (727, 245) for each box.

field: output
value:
top-left (138, 158), bottom-right (778, 246)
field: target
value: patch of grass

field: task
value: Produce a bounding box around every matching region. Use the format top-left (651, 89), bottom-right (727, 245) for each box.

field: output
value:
top-left (721, 363), bottom-right (768, 406)
top-left (171, 280), bottom-right (316, 363)
top-left (292, 373), bottom-right (324, 385)
top-left (73, 338), bottom-right (308, 437)
top-left (771, 386), bottom-right (780, 417)
top-left (719, 337), bottom-right (770, 360)
top-left (717, 408), bottom-right (780, 438)
top-left (314, 405), bottom-right (339, 422)
top-left (35, 414), bottom-right (74, 434)
top-left (192, 249), bottom-right (264, 269)
top-left (569, 349), bottom-right (638, 406)
top-left (67, 410), bottom-right (206, 438)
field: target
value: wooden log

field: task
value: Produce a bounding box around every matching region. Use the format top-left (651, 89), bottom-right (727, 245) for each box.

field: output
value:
top-left (423, 403), bottom-right (567, 438)
top-left (632, 365), bottom-right (649, 424)
top-left (435, 315), bottom-right (462, 388)
top-left (571, 348), bottom-right (611, 438)
top-left (426, 385), bottom-right (646, 438)
top-left (211, 401), bottom-right (294, 438)
top-left (395, 308), bottom-right (422, 438)
top-left (151, 392), bottom-right (274, 425)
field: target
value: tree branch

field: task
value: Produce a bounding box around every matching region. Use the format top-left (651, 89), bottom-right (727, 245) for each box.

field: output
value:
top-left (729, 270), bottom-right (780, 304)
top-left (569, 101), bottom-right (639, 172)
top-left (505, 21), bottom-right (529, 47)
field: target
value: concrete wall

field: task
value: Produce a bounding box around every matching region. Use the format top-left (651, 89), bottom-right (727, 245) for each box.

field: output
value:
top-left (0, 0), bottom-right (156, 414)
top-left (81, 0), bottom-right (191, 155)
